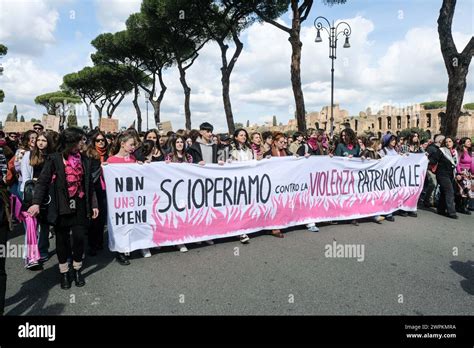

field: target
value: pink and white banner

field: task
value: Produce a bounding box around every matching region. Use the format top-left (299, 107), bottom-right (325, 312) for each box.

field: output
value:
top-left (103, 154), bottom-right (428, 252)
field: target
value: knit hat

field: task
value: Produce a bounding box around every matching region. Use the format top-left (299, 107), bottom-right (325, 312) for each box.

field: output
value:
top-left (382, 133), bottom-right (396, 147)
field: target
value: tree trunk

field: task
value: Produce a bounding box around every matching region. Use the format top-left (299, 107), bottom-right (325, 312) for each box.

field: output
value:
top-left (218, 31), bottom-right (243, 134)
top-left (442, 69), bottom-right (469, 136)
top-left (94, 104), bottom-right (104, 119)
top-left (151, 99), bottom-right (161, 127)
top-left (177, 62), bottom-right (192, 130)
top-left (289, 2), bottom-right (306, 133)
top-left (152, 71), bottom-right (167, 127)
top-left (437, 0), bottom-right (474, 137)
top-left (87, 104), bottom-right (93, 130)
top-left (132, 85), bottom-right (142, 132)
top-left (108, 93), bottom-right (125, 118)
top-left (222, 71), bottom-right (234, 134)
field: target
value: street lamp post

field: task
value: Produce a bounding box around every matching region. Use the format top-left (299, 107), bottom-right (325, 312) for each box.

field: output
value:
top-left (314, 16), bottom-right (352, 138)
top-left (145, 92), bottom-right (149, 131)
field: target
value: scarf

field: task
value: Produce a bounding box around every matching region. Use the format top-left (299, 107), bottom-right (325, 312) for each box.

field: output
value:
top-left (307, 137), bottom-right (318, 150)
top-left (65, 153), bottom-right (84, 198)
top-left (96, 145), bottom-right (107, 163)
top-left (251, 143), bottom-right (262, 156)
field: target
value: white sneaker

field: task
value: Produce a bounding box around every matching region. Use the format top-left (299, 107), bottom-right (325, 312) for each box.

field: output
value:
top-left (141, 248), bottom-right (151, 258)
top-left (240, 234), bottom-right (250, 243)
top-left (177, 244), bottom-right (188, 253)
top-left (307, 225), bottom-right (319, 232)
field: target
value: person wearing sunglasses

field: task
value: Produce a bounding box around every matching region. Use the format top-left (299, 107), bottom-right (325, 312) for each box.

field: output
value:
top-left (33, 124), bottom-right (44, 132)
top-left (6, 133), bottom-right (19, 154)
top-left (85, 131), bottom-right (109, 256)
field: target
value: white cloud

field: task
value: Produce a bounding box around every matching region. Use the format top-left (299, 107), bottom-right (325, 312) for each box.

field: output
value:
top-left (0, 57), bottom-right (63, 121)
top-left (0, 0), bottom-right (60, 56)
top-left (94, 0), bottom-right (142, 33)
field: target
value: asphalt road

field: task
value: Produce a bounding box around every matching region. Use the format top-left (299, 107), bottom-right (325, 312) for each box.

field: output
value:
top-left (3, 207), bottom-right (473, 315)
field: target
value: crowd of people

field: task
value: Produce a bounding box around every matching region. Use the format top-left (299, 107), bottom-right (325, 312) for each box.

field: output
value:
top-left (0, 121), bottom-right (473, 308)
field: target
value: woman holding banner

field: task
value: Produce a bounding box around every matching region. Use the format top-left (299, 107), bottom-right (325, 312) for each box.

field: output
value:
top-left (380, 134), bottom-right (418, 218)
top-left (229, 128), bottom-right (256, 243)
top-left (333, 128), bottom-right (361, 226)
top-left (164, 135), bottom-right (193, 252)
top-left (263, 132), bottom-right (292, 238)
top-left (145, 129), bottom-right (165, 162)
top-left (334, 128), bottom-right (360, 158)
top-left (27, 128), bottom-right (99, 290)
top-left (250, 132), bottom-right (264, 160)
top-left (297, 129), bottom-right (329, 157)
top-left (360, 137), bottom-right (385, 224)
top-left (107, 132), bottom-right (152, 262)
top-left (298, 128), bottom-right (332, 232)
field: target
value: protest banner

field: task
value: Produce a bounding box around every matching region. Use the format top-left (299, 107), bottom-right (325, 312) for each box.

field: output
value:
top-left (103, 154), bottom-right (428, 252)
top-left (42, 114), bottom-right (60, 131)
top-left (4, 121), bottom-right (35, 133)
top-left (99, 118), bottom-right (119, 133)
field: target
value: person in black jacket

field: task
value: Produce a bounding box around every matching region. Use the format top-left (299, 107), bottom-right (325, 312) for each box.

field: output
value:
top-left (0, 150), bottom-right (11, 315)
top-left (187, 122), bottom-right (221, 165)
top-left (27, 128), bottom-right (99, 289)
top-left (428, 135), bottom-right (458, 219)
top-left (85, 131), bottom-right (108, 256)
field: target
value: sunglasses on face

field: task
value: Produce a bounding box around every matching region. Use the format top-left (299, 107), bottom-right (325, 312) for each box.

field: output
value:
top-left (95, 138), bottom-right (105, 143)
top-left (34, 127), bottom-right (43, 131)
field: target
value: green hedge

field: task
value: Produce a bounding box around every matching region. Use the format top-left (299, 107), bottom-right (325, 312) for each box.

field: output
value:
top-left (421, 101), bottom-right (446, 110)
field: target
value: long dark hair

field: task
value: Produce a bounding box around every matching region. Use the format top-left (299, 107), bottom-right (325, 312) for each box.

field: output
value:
top-left (457, 137), bottom-right (472, 158)
top-left (58, 128), bottom-right (85, 159)
top-left (340, 128), bottom-right (357, 147)
top-left (20, 130), bottom-right (37, 150)
top-left (29, 131), bottom-right (54, 167)
top-left (144, 129), bottom-right (163, 156)
top-left (440, 136), bottom-right (455, 149)
top-left (408, 132), bottom-right (419, 146)
top-left (86, 130), bottom-right (108, 160)
top-left (232, 128), bottom-right (251, 150)
top-left (168, 135), bottom-right (190, 162)
top-left (144, 129), bottom-right (160, 143)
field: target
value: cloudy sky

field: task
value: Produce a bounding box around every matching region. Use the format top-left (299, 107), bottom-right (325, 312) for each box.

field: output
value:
top-left (0, 0), bottom-right (472, 132)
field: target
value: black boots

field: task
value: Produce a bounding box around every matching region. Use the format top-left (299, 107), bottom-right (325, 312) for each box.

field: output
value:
top-left (60, 269), bottom-right (85, 289)
top-left (116, 253), bottom-right (130, 265)
top-left (73, 269), bottom-right (85, 287)
top-left (60, 272), bottom-right (72, 290)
